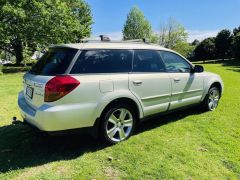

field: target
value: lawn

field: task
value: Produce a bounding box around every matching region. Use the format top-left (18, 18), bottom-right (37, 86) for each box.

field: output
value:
top-left (0, 60), bottom-right (239, 179)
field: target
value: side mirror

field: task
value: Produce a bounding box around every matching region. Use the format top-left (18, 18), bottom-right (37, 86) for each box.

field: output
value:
top-left (193, 65), bottom-right (204, 73)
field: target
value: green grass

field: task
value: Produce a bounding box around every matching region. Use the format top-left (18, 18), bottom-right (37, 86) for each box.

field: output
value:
top-left (0, 59), bottom-right (240, 179)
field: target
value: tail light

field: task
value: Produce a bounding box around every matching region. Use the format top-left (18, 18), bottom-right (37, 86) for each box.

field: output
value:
top-left (45, 76), bottom-right (80, 102)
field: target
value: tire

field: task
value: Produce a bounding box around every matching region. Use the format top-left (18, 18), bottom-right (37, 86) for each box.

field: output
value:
top-left (203, 87), bottom-right (220, 111)
top-left (99, 103), bottom-right (136, 144)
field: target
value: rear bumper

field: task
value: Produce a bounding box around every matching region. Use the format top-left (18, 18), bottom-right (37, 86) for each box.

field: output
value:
top-left (18, 91), bottom-right (97, 132)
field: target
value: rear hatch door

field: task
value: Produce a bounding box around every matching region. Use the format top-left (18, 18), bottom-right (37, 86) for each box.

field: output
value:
top-left (23, 47), bottom-right (78, 109)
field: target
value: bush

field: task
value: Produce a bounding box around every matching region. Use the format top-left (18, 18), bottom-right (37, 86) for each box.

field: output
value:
top-left (2, 66), bottom-right (32, 73)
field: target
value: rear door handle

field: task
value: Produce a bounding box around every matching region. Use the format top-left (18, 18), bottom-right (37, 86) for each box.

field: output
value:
top-left (133, 80), bottom-right (143, 86)
top-left (173, 78), bottom-right (181, 82)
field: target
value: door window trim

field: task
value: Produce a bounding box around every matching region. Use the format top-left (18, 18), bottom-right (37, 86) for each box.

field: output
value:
top-left (131, 49), bottom-right (167, 73)
top-left (67, 49), bottom-right (195, 75)
top-left (68, 49), bottom-right (134, 75)
top-left (159, 50), bottom-right (194, 73)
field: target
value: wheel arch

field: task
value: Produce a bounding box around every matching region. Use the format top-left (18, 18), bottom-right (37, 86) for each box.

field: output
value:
top-left (202, 80), bottom-right (223, 101)
top-left (94, 90), bottom-right (144, 120)
top-left (210, 82), bottom-right (222, 96)
top-left (100, 97), bottom-right (141, 120)
top-left (91, 95), bottom-right (143, 138)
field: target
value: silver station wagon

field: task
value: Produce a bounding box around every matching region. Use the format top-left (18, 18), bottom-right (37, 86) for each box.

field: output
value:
top-left (18, 37), bottom-right (224, 144)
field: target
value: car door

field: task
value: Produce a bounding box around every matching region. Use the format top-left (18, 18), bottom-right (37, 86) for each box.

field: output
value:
top-left (159, 51), bottom-right (204, 110)
top-left (129, 50), bottom-right (171, 116)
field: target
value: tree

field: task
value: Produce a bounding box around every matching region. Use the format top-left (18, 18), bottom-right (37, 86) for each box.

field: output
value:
top-left (215, 29), bottom-right (232, 59)
top-left (231, 32), bottom-right (240, 59)
top-left (123, 7), bottom-right (152, 40)
top-left (192, 39), bottom-right (200, 46)
top-left (233, 26), bottom-right (240, 36)
top-left (149, 33), bottom-right (159, 43)
top-left (194, 37), bottom-right (216, 61)
top-left (172, 42), bottom-right (195, 58)
top-left (0, 0), bottom-right (92, 65)
top-left (158, 18), bottom-right (188, 49)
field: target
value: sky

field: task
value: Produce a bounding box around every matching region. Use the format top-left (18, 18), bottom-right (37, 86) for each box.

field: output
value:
top-left (85, 0), bottom-right (240, 42)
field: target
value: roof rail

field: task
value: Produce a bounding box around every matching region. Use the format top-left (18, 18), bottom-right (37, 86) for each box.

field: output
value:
top-left (99, 35), bottom-right (111, 41)
top-left (80, 35), bottom-right (111, 43)
top-left (80, 36), bottom-right (150, 44)
top-left (123, 38), bottom-right (150, 43)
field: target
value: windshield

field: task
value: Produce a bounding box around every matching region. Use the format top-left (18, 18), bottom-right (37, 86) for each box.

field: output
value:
top-left (30, 48), bottom-right (77, 75)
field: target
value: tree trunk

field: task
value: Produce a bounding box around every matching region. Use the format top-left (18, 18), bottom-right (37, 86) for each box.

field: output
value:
top-left (12, 39), bottom-right (23, 65)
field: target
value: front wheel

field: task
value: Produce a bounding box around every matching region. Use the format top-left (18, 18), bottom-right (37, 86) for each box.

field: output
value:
top-left (203, 87), bottom-right (220, 111)
top-left (100, 104), bottom-right (136, 144)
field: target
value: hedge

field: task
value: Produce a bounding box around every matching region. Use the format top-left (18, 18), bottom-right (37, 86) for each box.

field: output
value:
top-left (2, 66), bottom-right (32, 73)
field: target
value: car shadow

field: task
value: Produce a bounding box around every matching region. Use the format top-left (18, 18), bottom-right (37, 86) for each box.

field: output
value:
top-left (0, 106), bottom-right (205, 173)
top-left (135, 106), bottom-right (205, 134)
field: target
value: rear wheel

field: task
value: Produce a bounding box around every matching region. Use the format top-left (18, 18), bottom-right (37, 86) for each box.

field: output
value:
top-left (203, 87), bottom-right (220, 111)
top-left (100, 104), bottom-right (136, 144)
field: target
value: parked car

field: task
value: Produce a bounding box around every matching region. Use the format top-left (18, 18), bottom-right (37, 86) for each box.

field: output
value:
top-left (18, 38), bottom-right (224, 144)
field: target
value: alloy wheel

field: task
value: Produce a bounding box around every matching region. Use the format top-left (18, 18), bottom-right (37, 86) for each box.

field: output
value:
top-left (208, 89), bottom-right (220, 110)
top-left (106, 108), bottom-right (133, 142)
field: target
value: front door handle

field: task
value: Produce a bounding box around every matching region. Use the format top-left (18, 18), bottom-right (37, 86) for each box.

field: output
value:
top-left (173, 78), bottom-right (181, 82)
top-left (133, 80), bottom-right (143, 86)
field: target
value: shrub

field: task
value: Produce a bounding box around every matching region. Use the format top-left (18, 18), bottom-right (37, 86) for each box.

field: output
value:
top-left (2, 66), bottom-right (31, 73)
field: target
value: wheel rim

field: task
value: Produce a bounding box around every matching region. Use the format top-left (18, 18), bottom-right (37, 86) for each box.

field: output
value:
top-left (106, 108), bottom-right (133, 142)
top-left (208, 89), bottom-right (220, 110)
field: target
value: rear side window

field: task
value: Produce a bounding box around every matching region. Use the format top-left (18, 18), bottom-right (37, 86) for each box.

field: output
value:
top-left (133, 50), bottom-right (165, 72)
top-left (30, 48), bottom-right (77, 75)
top-left (70, 50), bottom-right (132, 74)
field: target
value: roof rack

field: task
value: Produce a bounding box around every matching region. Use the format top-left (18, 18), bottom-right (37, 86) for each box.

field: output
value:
top-left (123, 38), bottom-right (150, 43)
top-left (80, 35), bottom-right (111, 43)
top-left (80, 35), bottom-right (150, 44)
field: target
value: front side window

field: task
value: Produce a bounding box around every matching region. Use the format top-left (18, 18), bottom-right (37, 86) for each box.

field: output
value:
top-left (30, 48), bottom-right (77, 75)
top-left (70, 50), bottom-right (132, 74)
top-left (159, 51), bottom-right (192, 73)
top-left (133, 50), bottom-right (165, 72)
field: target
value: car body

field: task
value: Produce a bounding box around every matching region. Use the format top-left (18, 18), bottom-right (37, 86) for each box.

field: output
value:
top-left (18, 40), bottom-right (224, 143)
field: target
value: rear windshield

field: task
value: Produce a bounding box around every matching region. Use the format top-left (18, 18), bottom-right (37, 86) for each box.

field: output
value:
top-left (70, 50), bottom-right (133, 74)
top-left (30, 48), bottom-right (77, 75)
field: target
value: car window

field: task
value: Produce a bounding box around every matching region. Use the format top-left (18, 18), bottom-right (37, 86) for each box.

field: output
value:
top-left (30, 48), bottom-right (77, 75)
top-left (133, 50), bottom-right (165, 72)
top-left (70, 50), bottom-right (132, 74)
top-left (159, 51), bottom-right (191, 73)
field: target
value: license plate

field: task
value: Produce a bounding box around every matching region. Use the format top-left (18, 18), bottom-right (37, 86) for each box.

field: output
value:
top-left (26, 86), bottom-right (34, 99)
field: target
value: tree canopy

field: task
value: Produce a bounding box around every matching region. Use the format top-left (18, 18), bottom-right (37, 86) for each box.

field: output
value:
top-left (233, 26), bottom-right (240, 36)
top-left (172, 42), bottom-right (195, 58)
top-left (215, 29), bottom-right (232, 59)
top-left (123, 7), bottom-right (152, 40)
top-left (194, 37), bottom-right (216, 61)
top-left (158, 18), bottom-right (188, 49)
top-left (0, 0), bottom-right (92, 64)
top-left (231, 32), bottom-right (240, 59)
